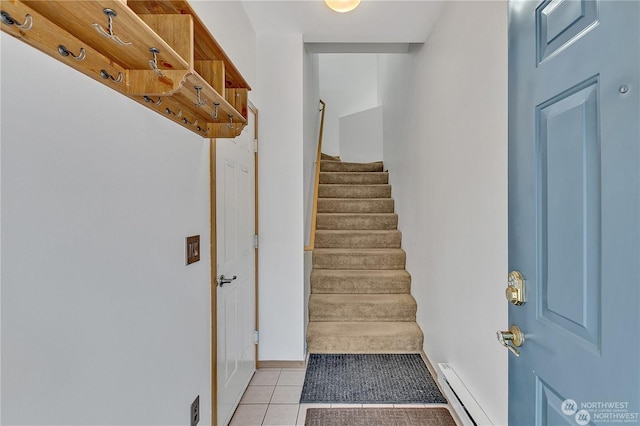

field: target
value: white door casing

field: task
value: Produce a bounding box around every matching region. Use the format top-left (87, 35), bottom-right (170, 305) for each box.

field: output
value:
top-left (216, 109), bottom-right (256, 426)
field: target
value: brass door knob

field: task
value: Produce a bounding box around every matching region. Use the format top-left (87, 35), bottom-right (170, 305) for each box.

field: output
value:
top-left (497, 325), bottom-right (525, 356)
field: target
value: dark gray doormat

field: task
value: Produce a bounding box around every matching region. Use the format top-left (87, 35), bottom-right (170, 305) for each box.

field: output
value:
top-left (300, 354), bottom-right (447, 404)
top-left (305, 407), bottom-right (456, 426)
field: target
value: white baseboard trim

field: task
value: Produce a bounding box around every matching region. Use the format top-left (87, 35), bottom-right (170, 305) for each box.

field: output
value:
top-left (257, 360), bottom-right (306, 369)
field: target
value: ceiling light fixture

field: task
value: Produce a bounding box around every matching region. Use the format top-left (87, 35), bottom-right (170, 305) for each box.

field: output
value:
top-left (324, 0), bottom-right (361, 13)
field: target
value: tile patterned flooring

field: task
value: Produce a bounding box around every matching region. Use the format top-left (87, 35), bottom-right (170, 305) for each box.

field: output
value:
top-left (229, 367), bottom-right (455, 426)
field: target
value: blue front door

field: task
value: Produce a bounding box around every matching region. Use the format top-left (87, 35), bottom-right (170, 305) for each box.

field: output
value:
top-left (508, 1), bottom-right (639, 425)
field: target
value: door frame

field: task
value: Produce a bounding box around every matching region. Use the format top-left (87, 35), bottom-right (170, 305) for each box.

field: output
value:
top-left (210, 102), bottom-right (259, 424)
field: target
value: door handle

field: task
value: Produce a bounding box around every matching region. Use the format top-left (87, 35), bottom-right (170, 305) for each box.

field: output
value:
top-left (218, 275), bottom-right (237, 287)
top-left (497, 325), bottom-right (525, 356)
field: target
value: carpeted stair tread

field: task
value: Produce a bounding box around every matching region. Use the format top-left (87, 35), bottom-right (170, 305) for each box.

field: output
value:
top-left (316, 213), bottom-right (398, 230)
top-left (318, 184), bottom-right (391, 199)
top-left (307, 322), bottom-right (424, 354)
top-left (314, 230), bottom-right (402, 248)
top-left (321, 153), bottom-right (341, 161)
top-left (311, 270), bottom-right (411, 294)
top-left (321, 161), bottom-right (384, 173)
top-left (313, 248), bottom-right (406, 270)
top-left (309, 294), bottom-right (417, 322)
top-left (319, 172), bottom-right (389, 185)
top-left (317, 198), bottom-right (395, 213)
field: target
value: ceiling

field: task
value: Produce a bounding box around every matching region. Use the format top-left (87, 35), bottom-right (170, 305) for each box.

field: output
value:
top-left (241, 1), bottom-right (444, 52)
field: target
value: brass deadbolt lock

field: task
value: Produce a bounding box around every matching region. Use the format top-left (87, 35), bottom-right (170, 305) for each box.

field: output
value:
top-left (506, 271), bottom-right (526, 305)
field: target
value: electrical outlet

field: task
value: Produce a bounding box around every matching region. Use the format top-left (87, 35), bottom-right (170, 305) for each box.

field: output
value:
top-left (190, 395), bottom-right (199, 426)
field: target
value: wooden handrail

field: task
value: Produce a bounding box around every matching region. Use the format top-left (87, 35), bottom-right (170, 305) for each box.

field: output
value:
top-left (305, 100), bottom-right (326, 251)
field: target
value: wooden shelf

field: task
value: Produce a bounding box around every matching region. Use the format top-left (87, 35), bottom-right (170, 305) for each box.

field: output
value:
top-left (2, 0), bottom-right (250, 138)
top-left (23, 0), bottom-right (190, 73)
top-left (127, 0), bottom-right (251, 90)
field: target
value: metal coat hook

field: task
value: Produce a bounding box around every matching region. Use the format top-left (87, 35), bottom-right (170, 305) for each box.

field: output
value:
top-left (227, 115), bottom-right (235, 130)
top-left (58, 45), bottom-right (86, 61)
top-left (93, 8), bottom-right (132, 46)
top-left (182, 117), bottom-right (199, 128)
top-left (212, 102), bottom-right (220, 120)
top-left (100, 69), bottom-right (123, 83)
top-left (143, 96), bottom-right (162, 106)
top-left (165, 107), bottom-right (183, 118)
top-left (0, 11), bottom-right (33, 30)
top-left (148, 48), bottom-right (164, 76)
top-left (194, 86), bottom-right (207, 107)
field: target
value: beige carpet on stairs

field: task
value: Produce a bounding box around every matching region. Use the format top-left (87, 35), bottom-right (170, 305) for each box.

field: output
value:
top-left (307, 156), bottom-right (424, 353)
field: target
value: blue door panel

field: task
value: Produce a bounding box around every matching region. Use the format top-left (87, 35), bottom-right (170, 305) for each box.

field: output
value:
top-left (537, 77), bottom-right (601, 349)
top-left (536, 376), bottom-right (577, 426)
top-left (536, 0), bottom-right (599, 65)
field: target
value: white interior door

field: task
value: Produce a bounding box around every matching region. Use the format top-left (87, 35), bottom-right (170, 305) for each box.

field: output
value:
top-left (216, 112), bottom-right (256, 426)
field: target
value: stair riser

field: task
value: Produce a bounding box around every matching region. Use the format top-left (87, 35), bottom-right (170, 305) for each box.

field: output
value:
top-left (309, 302), bottom-right (416, 322)
top-left (321, 161), bottom-right (384, 172)
top-left (318, 199), bottom-right (395, 213)
top-left (307, 338), bottom-right (423, 354)
top-left (307, 333), bottom-right (423, 354)
top-left (319, 185), bottom-right (391, 199)
top-left (306, 322), bottom-right (424, 354)
top-left (313, 252), bottom-right (406, 270)
top-left (320, 172), bottom-right (389, 185)
top-left (317, 214), bottom-right (398, 230)
top-left (311, 272), bottom-right (411, 294)
top-left (315, 231), bottom-right (401, 248)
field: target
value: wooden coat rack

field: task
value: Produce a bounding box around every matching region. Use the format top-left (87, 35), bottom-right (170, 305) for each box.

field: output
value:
top-left (1, 0), bottom-right (251, 138)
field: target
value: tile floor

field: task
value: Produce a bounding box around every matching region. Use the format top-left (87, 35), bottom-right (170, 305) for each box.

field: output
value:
top-left (229, 367), bottom-right (455, 426)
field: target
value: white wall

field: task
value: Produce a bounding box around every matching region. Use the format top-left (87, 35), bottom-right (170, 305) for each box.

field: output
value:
top-left (339, 106), bottom-right (383, 163)
top-left (303, 51), bottom-right (320, 248)
top-left (378, 2), bottom-right (508, 424)
top-left (255, 33), bottom-right (306, 362)
top-left (1, 35), bottom-right (212, 425)
top-left (318, 54), bottom-right (379, 156)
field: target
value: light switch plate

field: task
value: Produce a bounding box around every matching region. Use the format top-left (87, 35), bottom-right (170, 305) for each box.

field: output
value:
top-left (186, 235), bottom-right (200, 265)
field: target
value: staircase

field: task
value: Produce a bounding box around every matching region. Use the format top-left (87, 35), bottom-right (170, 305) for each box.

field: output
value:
top-left (307, 155), bottom-right (424, 353)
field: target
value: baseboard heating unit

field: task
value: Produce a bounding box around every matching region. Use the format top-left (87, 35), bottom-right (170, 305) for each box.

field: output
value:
top-left (437, 363), bottom-right (493, 426)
